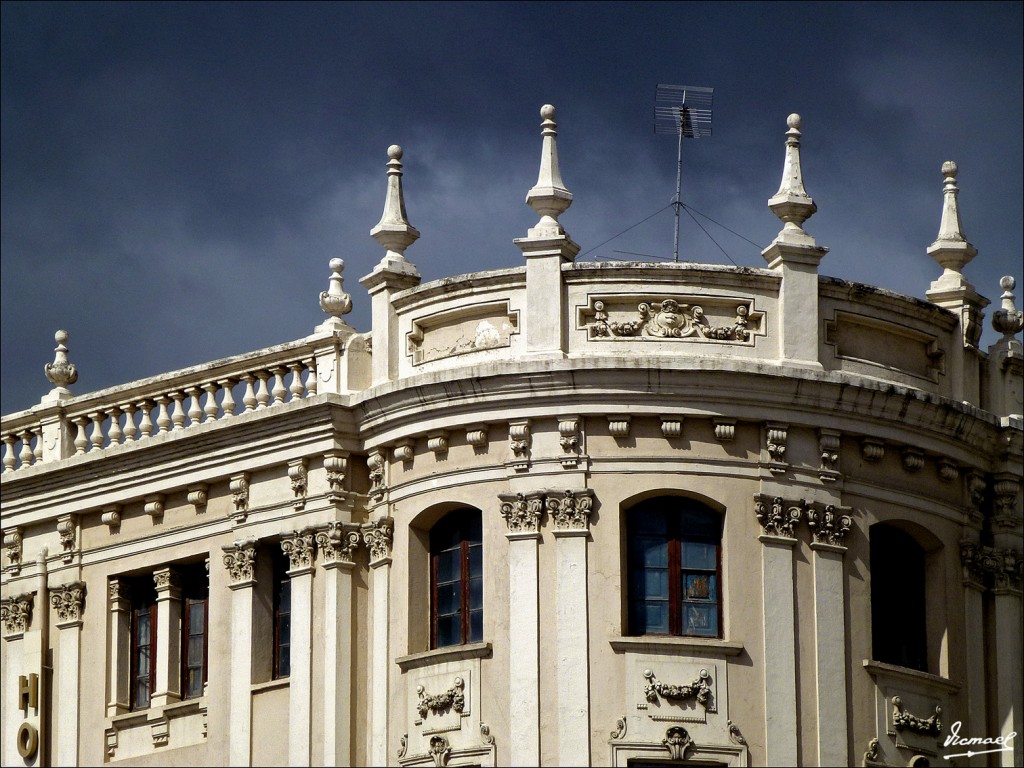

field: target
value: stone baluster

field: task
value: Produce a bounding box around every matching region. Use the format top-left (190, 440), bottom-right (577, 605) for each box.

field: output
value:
top-left (89, 412), bottom-right (105, 451)
top-left (123, 404), bottom-right (138, 442)
top-left (3, 433), bottom-right (17, 471)
top-left (170, 391), bottom-right (186, 431)
top-left (32, 427), bottom-right (42, 463)
top-left (187, 387), bottom-right (203, 426)
top-left (138, 400), bottom-right (154, 438)
top-left (202, 383), bottom-right (220, 422)
top-left (17, 429), bottom-right (34, 467)
top-left (288, 363), bottom-right (305, 400)
top-left (73, 417), bottom-right (89, 455)
top-left (304, 358), bottom-right (317, 397)
top-left (155, 395), bottom-right (172, 434)
top-left (255, 371), bottom-right (271, 409)
top-left (108, 407), bottom-right (123, 445)
top-left (241, 374), bottom-right (257, 412)
top-left (219, 379), bottom-right (237, 417)
top-left (270, 367), bottom-right (287, 405)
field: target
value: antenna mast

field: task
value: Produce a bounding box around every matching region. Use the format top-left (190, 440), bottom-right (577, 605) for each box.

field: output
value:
top-left (655, 84), bottom-right (713, 262)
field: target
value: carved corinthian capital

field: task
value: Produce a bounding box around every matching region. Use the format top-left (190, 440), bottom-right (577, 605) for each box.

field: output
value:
top-left (499, 492), bottom-right (543, 533)
top-left (547, 489), bottom-right (594, 530)
top-left (754, 494), bottom-right (802, 538)
top-left (50, 582), bottom-right (86, 625)
top-left (315, 522), bottom-right (361, 565)
top-left (362, 518), bottom-right (393, 565)
top-left (281, 529), bottom-right (316, 572)
top-left (1, 593), bottom-right (33, 637)
top-left (807, 503), bottom-right (852, 548)
top-left (221, 538), bottom-right (258, 585)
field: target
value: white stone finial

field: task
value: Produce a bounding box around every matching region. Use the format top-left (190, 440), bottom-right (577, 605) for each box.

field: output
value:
top-left (993, 276), bottom-right (1024, 339)
top-left (525, 103), bottom-right (573, 238)
top-left (319, 258), bottom-right (353, 319)
top-left (767, 113), bottom-right (817, 243)
top-left (44, 329), bottom-right (78, 389)
top-left (370, 144), bottom-right (420, 268)
top-left (927, 160), bottom-right (977, 281)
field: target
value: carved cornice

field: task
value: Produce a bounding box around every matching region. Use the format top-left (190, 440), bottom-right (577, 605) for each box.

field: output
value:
top-left (1, 593), bottom-right (33, 637)
top-left (50, 582), bottom-right (86, 625)
top-left (754, 494), bottom-right (802, 539)
top-left (281, 529), bottom-right (316, 572)
top-left (499, 492), bottom-right (543, 533)
top-left (547, 489), bottom-right (594, 530)
top-left (416, 676), bottom-right (465, 720)
top-left (362, 518), bottom-right (393, 565)
top-left (221, 538), bottom-right (258, 585)
top-left (643, 668), bottom-right (712, 708)
top-left (315, 522), bottom-right (361, 565)
top-left (892, 696), bottom-right (942, 736)
top-left (807, 503), bottom-right (852, 547)
top-left (662, 726), bottom-right (693, 762)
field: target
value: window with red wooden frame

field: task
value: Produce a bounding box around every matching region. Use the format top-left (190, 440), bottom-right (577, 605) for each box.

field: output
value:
top-left (180, 563), bottom-right (209, 699)
top-left (430, 509), bottom-right (483, 649)
top-left (128, 577), bottom-right (158, 711)
top-left (626, 498), bottom-right (722, 638)
top-left (272, 547), bottom-right (291, 678)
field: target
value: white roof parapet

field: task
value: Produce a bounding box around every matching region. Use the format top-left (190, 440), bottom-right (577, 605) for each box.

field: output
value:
top-left (369, 144), bottom-right (420, 277)
top-left (767, 113), bottom-right (818, 248)
top-left (524, 104), bottom-right (573, 239)
top-left (43, 329), bottom-right (78, 403)
top-left (927, 160), bottom-right (978, 289)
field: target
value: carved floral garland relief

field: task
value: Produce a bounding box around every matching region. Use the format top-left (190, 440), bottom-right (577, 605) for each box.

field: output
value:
top-left (578, 295), bottom-right (764, 343)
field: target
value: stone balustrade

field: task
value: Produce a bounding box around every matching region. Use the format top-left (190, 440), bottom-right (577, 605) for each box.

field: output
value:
top-left (1, 339), bottom-right (322, 474)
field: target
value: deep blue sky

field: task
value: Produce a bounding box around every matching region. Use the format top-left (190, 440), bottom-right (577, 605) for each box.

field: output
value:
top-left (2, 1), bottom-right (1021, 414)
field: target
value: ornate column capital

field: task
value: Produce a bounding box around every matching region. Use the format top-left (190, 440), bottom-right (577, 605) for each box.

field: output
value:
top-left (807, 503), bottom-right (852, 550)
top-left (959, 540), bottom-right (987, 588)
top-left (153, 567), bottom-right (183, 598)
top-left (499, 491), bottom-right (544, 535)
top-left (547, 489), bottom-right (594, 532)
top-left (221, 537), bottom-right (258, 587)
top-left (281, 529), bottom-right (316, 574)
top-left (362, 518), bottom-right (393, 567)
top-left (315, 522), bottom-right (361, 567)
top-left (51, 582), bottom-right (87, 627)
top-left (754, 494), bottom-right (803, 539)
top-left (1, 592), bottom-right (33, 639)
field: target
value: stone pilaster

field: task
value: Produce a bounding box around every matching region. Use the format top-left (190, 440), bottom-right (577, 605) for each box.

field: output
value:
top-left (282, 530), bottom-right (315, 767)
top-left (362, 518), bottom-right (393, 766)
top-left (222, 538), bottom-right (258, 767)
top-left (51, 582), bottom-right (85, 765)
top-left (151, 567), bottom-right (182, 707)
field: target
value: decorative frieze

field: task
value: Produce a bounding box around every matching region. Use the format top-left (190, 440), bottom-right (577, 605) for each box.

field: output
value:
top-left (427, 431), bottom-right (449, 456)
top-left (818, 429), bottom-right (840, 480)
top-left (581, 296), bottom-right (761, 343)
top-left (3, 527), bottom-right (22, 573)
top-left (499, 492), bottom-right (543, 534)
top-left (57, 514), bottom-right (76, 563)
top-left (416, 676), bottom-right (465, 720)
top-left (101, 505), bottom-right (121, 529)
top-left (281, 529), bottom-right (316, 572)
top-left (315, 522), bottom-right (361, 565)
top-left (187, 484), bottom-right (208, 512)
top-left (362, 518), bottom-right (393, 565)
top-left (1, 593), bottom-right (33, 637)
top-left (714, 419), bottom-right (735, 442)
top-left (221, 538), bottom-right (258, 585)
top-left (288, 458), bottom-right (308, 509)
top-left (144, 494), bottom-right (165, 520)
top-left (324, 451), bottom-right (348, 501)
top-left (892, 696), bottom-right (942, 736)
top-left (861, 438), bottom-right (885, 462)
top-left (229, 473), bottom-right (249, 521)
top-left (807, 504), bottom-right (852, 547)
top-left (642, 668), bottom-right (712, 708)
top-left (547, 489), bottom-right (594, 530)
top-left (662, 726), bottom-right (693, 762)
top-left (754, 495), bottom-right (802, 538)
top-left (608, 416), bottom-right (631, 438)
top-left (50, 582), bottom-right (86, 625)
top-left (368, 450), bottom-right (386, 502)
top-left (660, 418), bottom-right (683, 439)
top-left (508, 420), bottom-right (531, 471)
top-left (902, 449), bottom-right (924, 473)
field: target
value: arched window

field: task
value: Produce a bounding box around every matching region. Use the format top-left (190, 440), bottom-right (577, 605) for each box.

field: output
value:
top-left (430, 509), bottom-right (483, 649)
top-left (626, 498), bottom-right (723, 638)
top-left (870, 524), bottom-right (927, 672)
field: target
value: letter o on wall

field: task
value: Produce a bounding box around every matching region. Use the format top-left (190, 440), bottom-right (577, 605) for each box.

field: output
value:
top-left (17, 722), bottom-right (38, 759)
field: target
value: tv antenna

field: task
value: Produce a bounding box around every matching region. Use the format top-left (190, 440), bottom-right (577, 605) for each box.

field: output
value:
top-left (655, 84), bottom-right (713, 262)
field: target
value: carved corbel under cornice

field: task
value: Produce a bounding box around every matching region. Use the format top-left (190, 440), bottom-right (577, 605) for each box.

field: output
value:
top-left (1, 592), bottom-right (33, 638)
top-left (818, 429), bottom-right (841, 481)
top-left (547, 488), bottom-right (594, 531)
top-left (288, 458), bottom-right (308, 510)
top-left (508, 420), bottom-right (531, 472)
top-left (221, 538), bottom-right (258, 587)
top-left (323, 450), bottom-right (349, 503)
top-left (498, 491), bottom-right (544, 535)
top-left (362, 518), bottom-right (393, 566)
top-left (367, 450), bottom-right (387, 503)
top-left (229, 473), bottom-right (249, 522)
top-left (3, 527), bottom-right (22, 573)
top-left (315, 522), bottom-right (361, 567)
top-left (50, 582), bottom-right (86, 626)
top-left (966, 471), bottom-right (986, 526)
top-left (144, 494), bottom-right (165, 520)
top-left (57, 513), bottom-right (77, 563)
top-left (558, 416), bottom-right (581, 468)
top-left (764, 422), bottom-right (789, 473)
top-left (993, 474), bottom-right (1021, 532)
top-left (187, 484), bottom-right (208, 513)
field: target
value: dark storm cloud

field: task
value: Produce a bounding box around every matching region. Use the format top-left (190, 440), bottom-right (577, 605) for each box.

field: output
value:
top-left (2, 1), bottom-right (1021, 414)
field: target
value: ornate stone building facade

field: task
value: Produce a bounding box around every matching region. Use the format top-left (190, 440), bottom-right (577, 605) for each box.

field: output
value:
top-left (2, 106), bottom-right (1022, 767)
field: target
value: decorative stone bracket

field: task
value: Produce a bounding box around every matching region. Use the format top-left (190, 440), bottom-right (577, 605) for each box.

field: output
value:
top-left (324, 451), bottom-right (349, 503)
top-left (416, 676), bottom-right (465, 721)
top-left (643, 668), bottom-right (712, 708)
top-left (3, 527), bottom-right (22, 573)
top-left (229, 473), bottom-right (249, 522)
top-left (288, 458), bottom-right (308, 510)
top-left (662, 726), bottom-right (694, 761)
top-left (764, 423), bottom-right (788, 473)
top-left (508, 420), bottom-right (531, 472)
top-left (892, 696), bottom-right (942, 737)
top-left (368, 450), bottom-right (386, 503)
top-left (57, 514), bottom-right (77, 563)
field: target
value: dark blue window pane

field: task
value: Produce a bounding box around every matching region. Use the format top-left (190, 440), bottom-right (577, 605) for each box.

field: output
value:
top-left (437, 548), bottom-right (460, 582)
top-left (644, 602), bottom-right (669, 633)
top-left (469, 577), bottom-right (483, 610)
top-left (681, 540), bottom-right (716, 570)
top-left (469, 610), bottom-right (483, 642)
top-left (683, 604), bottom-right (718, 636)
top-left (637, 536), bottom-right (668, 568)
top-left (437, 614), bottom-right (459, 647)
top-left (644, 568), bottom-right (669, 599)
top-left (278, 645), bottom-right (290, 677)
top-left (437, 581), bottom-right (460, 615)
top-left (278, 579), bottom-right (291, 612)
top-left (189, 602), bottom-right (205, 632)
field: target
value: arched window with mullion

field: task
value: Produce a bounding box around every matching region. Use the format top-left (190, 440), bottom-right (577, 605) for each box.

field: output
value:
top-left (430, 508), bottom-right (483, 649)
top-left (627, 498), bottom-right (722, 638)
